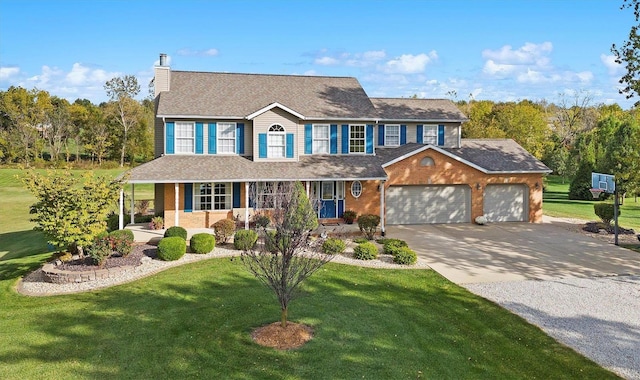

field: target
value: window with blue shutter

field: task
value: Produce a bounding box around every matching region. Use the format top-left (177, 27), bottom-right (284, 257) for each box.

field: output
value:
top-left (366, 124), bottom-right (374, 154)
top-left (378, 124), bottom-right (385, 146)
top-left (330, 125), bottom-right (338, 154)
top-left (304, 124), bottom-right (313, 154)
top-left (165, 122), bottom-right (175, 154)
top-left (438, 125), bottom-right (445, 146)
top-left (195, 122), bottom-right (204, 154)
top-left (417, 125), bottom-right (423, 144)
top-left (184, 183), bottom-right (193, 212)
top-left (233, 183), bottom-right (241, 208)
top-left (286, 133), bottom-right (294, 158)
top-left (236, 123), bottom-right (245, 154)
top-left (341, 125), bottom-right (349, 154)
top-left (208, 123), bottom-right (217, 154)
top-left (400, 125), bottom-right (407, 145)
top-left (258, 133), bottom-right (267, 158)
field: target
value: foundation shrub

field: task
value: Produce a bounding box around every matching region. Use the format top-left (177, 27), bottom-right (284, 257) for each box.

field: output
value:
top-left (157, 237), bottom-right (186, 261)
top-left (353, 242), bottom-right (378, 260)
top-left (190, 233), bottom-right (216, 254)
top-left (383, 238), bottom-right (408, 255)
top-left (392, 246), bottom-right (417, 265)
top-left (322, 238), bottom-right (346, 255)
top-left (234, 229), bottom-right (258, 250)
top-left (213, 219), bottom-right (235, 243)
top-left (358, 214), bottom-right (381, 240)
top-left (164, 226), bottom-right (187, 240)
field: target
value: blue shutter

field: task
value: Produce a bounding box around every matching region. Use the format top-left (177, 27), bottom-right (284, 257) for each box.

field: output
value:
top-left (184, 183), bottom-right (193, 213)
top-left (417, 125), bottom-right (423, 144)
top-left (236, 123), bottom-right (245, 154)
top-left (208, 123), bottom-right (217, 154)
top-left (341, 125), bottom-right (349, 154)
top-left (233, 183), bottom-right (241, 208)
top-left (366, 124), bottom-right (374, 154)
top-left (400, 125), bottom-right (407, 145)
top-left (378, 124), bottom-right (385, 146)
top-left (195, 122), bottom-right (203, 154)
top-left (330, 125), bottom-right (338, 154)
top-left (258, 133), bottom-right (267, 158)
top-left (286, 133), bottom-right (294, 158)
top-left (438, 125), bottom-right (445, 146)
top-left (304, 124), bottom-right (313, 154)
top-left (165, 122), bottom-right (175, 154)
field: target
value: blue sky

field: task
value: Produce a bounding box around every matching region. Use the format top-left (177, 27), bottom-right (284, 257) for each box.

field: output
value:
top-left (0, 0), bottom-right (636, 107)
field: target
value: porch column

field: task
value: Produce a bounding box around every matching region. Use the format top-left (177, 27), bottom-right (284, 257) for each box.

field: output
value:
top-left (174, 183), bottom-right (179, 227)
top-left (244, 182), bottom-right (249, 230)
top-left (306, 181), bottom-right (310, 198)
top-left (130, 184), bottom-right (135, 226)
top-left (379, 180), bottom-right (385, 236)
top-left (118, 188), bottom-right (124, 230)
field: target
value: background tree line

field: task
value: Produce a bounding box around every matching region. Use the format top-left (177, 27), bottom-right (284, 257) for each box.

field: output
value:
top-left (0, 75), bottom-right (154, 167)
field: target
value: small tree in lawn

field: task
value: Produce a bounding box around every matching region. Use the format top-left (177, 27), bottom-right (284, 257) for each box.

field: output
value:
top-left (241, 181), bottom-right (331, 328)
top-left (21, 169), bottom-right (122, 255)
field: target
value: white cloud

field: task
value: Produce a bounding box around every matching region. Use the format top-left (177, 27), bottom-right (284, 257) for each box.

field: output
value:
top-left (176, 48), bottom-right (219, 57)
top-left (383, 51), bottom-right (437, 74)
top-left (312, 50), bottom-right (387, 67)
top-left (0, 66), bottom-right (20, 81)
top-left (315, 56), bottom-right (339, 65)
top-left (65, 63), bottom-right (114, 86)
top-left (600, 54), bottom-right (623, 75)
top-left (482, 42), bottom-right (552, 65)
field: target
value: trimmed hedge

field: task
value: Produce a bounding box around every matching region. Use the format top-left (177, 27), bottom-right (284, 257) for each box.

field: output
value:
top-left (353, 242), bottom-right (378, 260)
top-left (164, 226), bottom-right (188, 240)
top-left (109, 229), bottom-right (134, 243)
top-left (392, 246), bottom-right (417, 265)
top-left (358, 214), bottom-right (381, 240)
top-left (382, 238), bottom-right (408, 255)
top-left (190, 233), bottom-right (216, 254)
top-left (157, 237), bottom-right (186, 261)
top-left (213, 219), bottom-right (235, 243)
top-left (322, 238), bottom-right (346, 255)
top-left (234, 229), bottom-right (258, 250)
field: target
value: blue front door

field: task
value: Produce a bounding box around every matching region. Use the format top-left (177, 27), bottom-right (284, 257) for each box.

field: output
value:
top-left (320, 181), bottom-right (336, 218)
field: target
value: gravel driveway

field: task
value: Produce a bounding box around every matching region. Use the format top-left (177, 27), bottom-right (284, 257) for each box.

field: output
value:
top-left (467, 276), bottom-right (640, 380)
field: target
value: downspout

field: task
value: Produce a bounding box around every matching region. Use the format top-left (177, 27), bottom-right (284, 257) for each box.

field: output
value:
top-left (244, 182), bottom-right (249, 230)
top-left (174, 183), bottom-right (179, 227)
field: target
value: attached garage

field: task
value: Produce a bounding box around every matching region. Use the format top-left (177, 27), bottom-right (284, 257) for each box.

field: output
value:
top-left (386, 185), bottom-right (471, 224)
top-left (483, 184), bottom-right (528, 222)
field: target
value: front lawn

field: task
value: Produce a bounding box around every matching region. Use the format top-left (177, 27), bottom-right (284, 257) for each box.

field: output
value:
top-left (0, 254), bottom-right (619, 379)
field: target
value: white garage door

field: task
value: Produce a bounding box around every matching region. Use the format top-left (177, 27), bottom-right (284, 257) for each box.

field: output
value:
top-left (387, 185), bottom-right (471, 224)
top-left (483, 184), bottom-right (528, 222)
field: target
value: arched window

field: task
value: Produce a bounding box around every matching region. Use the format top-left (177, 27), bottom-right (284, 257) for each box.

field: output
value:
top-left (421, 156), bottom-right (435, 166)
top-left (268, 124), bottom-right (286, 158)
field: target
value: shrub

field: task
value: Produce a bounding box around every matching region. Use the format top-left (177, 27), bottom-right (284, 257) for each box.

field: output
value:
top-left (157, 237), bottom-right (186, 261)
top-left (342, 210), bottom-right (357, 224)
top-left (164, 226), bottom-right (188, 240)
top-left (322, 238), bottom-right (346, 255)
top-left (86, 236), bottom-right (113, 266)
top-left (213, 219), bottom-right (236, 243)
top-left (109, 229), bottom-right (134, 243)
top-left (353, 237), bottom-right (368, 244)
top-left (383, 238), bottom-right (408, 255)
top-left (594, 203), bottom-right (619, 225)
top-left (190, 233), bottom-right (216, 254)
top-left (56, 252), bottom-right (73, 262)
top-left (353, 242), bottom-right (378, 260)
top-left (392, 246), bottom-right (417, 265)
top-left (149, 216), bottom-right (164, 230)
top-left (234, 229), bottom-right (258, 250)
top-left (252, 213), bottom-right (270, 230)
top-left (358, 214), bottom-right (381, 240)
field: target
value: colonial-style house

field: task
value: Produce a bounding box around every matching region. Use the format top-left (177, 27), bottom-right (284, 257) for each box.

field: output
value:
top-left (124, 54), bottom-right (551, 234)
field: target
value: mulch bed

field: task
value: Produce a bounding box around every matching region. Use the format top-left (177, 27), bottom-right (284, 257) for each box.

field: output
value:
top-left (251, 322), bottom-right (314, 350)
top-left (55, 244), bottom-right (157, 271)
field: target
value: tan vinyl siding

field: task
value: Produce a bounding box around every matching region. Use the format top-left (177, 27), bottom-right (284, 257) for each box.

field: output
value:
top-left (154, 117), bottom-right (164, 158)
top-left (244, 122), bottom-right (253, 157)
top-left (443, 123), bottom-right (460, 148)
top-left (154, 66), bottom-right (170, 97)
top-left (253, 109), bottom-right (299, 161)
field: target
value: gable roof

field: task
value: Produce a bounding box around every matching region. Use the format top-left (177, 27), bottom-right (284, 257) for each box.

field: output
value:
top-left (371, 98), bottom-right (468, 122)
top-left (156, 71), bottom-right (378, 120)
top-left (380, 140), bottom-right (551, 174)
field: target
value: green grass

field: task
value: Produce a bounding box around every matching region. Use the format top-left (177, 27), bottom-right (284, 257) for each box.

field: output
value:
top-left (544, 175), bottom-right (640, 231)
top-left (0, 256), bottom-right (619, 379)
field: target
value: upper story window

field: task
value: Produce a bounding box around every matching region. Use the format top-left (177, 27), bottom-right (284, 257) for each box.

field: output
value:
top-left (313, 124), bottom-right (330, 154)
top-left (268, 124), bottom-right (286, 158)
top-left (423, 125), bottom-right (438, 145)
top-left (218, 122), bottom-right (236, 154)
top-left (385, 125), bottom-right (400, 146)
top-left (349, 124), bottom-right (365, 153)
top-left (175, 122), bottom-right (194, 153)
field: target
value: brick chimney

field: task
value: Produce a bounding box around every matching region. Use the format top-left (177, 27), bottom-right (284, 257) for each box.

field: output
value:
top-left (154, 53), bottom-right (170, 98)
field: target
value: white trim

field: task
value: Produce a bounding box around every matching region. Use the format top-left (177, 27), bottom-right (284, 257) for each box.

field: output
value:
top-left (130, 185), bottom-right (135, 226)
top-left (217, 122), bottom-right (237, 154)
top-left (246, 102), bottom-right (306, 120)
top-left (158, 114), bottom-right (244, 119)
top-left (378, 118), bottom-right (468, 123)
top-left (384, 124), bottom-right (400, 147)
top-left (349, 124), bottom-right (367, 154)
top-left (244, 182), bottom-right (249, 230)
top-left (350, 180), bottom-right (363, 198)
top-left (118, 189), bottom-right (124, 230)
top-left (312, 124), bottom-right (330, 154)
top-left (126, 176), bottom-right (388, 184)
top-left (174, 183), bottom-right (179, 227)
top-left (380, 180), bottom-right (385, 235)
top-left (174, 121), bottom-right (196, 154)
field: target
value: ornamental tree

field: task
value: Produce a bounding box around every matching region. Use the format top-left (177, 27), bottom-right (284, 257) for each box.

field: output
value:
top-left (241, 181), bottom-right (332, 328)
top-left (21, 169), bottom-right (123, 254)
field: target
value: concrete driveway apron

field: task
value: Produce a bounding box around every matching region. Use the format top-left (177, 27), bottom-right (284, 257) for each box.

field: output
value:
top-left (385, 223), bottom-right (640, 284)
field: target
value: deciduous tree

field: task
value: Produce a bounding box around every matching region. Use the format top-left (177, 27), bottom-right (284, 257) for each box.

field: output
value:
top-left (612, 0), bottom-right (640, 105)
top-left (104, 75), bottom-right (141, 167)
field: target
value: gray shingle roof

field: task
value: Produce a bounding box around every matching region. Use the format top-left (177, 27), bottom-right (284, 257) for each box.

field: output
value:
top-left (157, 71), bottom-right (378, 119)
top-left (371, 98), bottom-right (468, 121)
top-left (443, 139), bottom-right (551, 173)
top-left (127, 155), bottom-right (387, 183)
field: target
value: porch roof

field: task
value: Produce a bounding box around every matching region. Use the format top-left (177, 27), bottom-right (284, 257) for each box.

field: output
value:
top-left (126, 154), bottom-right (388, 184)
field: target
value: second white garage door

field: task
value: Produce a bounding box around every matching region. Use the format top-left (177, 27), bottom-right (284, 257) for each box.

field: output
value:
top-left (483, 184), bottom-right (528, 222)
top-left (386, 185), bottom-right (471, 224)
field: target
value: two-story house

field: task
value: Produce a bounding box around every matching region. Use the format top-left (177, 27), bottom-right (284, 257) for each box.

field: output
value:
top-left (125, 54), bottom-right (551, 233)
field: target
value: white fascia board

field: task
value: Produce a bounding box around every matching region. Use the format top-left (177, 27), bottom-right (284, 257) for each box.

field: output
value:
top-left (310, 118), bottom-right (379, 122)
top-left (246, 102), bottom-right (306, 120)
top-left (157, 114), bottom-right (244, 120)
top-left (381, 144), bottom-right (490, 173)
top-left (126, 176), bottom-right (388, 184)
top-left (377, 118), bottom-right (468, 123)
